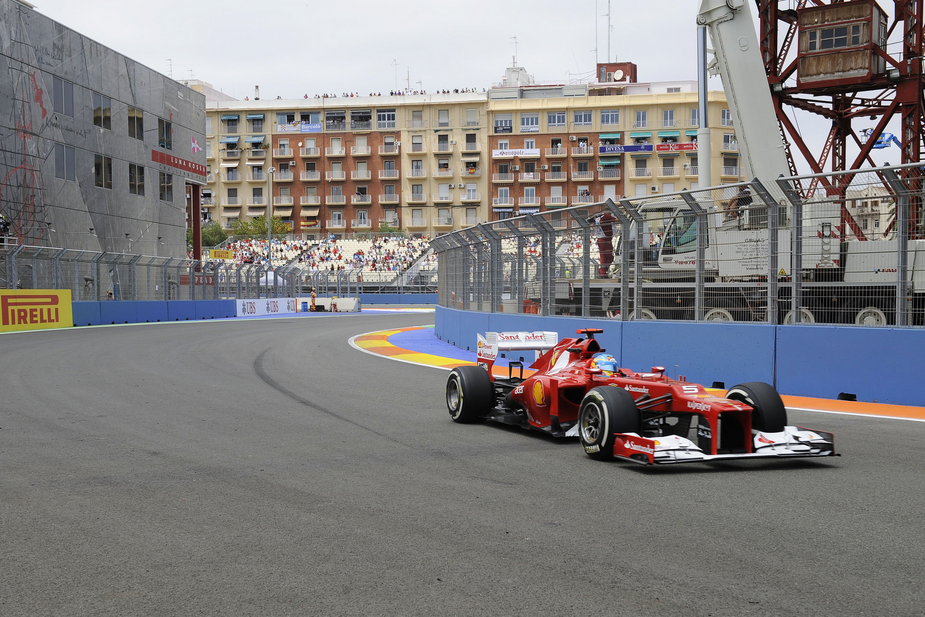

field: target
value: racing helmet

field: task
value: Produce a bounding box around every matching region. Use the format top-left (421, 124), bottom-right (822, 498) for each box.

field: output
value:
top-left (590, 353), bottom-right (618, 376)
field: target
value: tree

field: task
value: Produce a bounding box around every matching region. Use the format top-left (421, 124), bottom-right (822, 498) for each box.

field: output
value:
top-left (231, 215), bottom-right (288, 237)
top-left (201, 221), bottom-right (228, 247)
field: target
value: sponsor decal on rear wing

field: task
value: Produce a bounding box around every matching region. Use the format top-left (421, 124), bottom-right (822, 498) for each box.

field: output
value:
top-left (477, 331), bottom-right (559, 369)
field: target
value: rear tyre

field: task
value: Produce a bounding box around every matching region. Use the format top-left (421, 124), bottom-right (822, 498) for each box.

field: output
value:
top-left (726, 381), bottom-right (787, 433)
top-left (446, 366), bottom-right (494, 423)
top-left (704, 307), bottom-right (736, 322)
top-left (578, 386), bottom-right (641, 461)
top-left (782, 307), bottom-right (815, 325)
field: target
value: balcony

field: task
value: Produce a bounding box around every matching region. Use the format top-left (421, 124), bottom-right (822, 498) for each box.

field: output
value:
top-left (299, 147), bottom-right (320, 157)
top-left (599, 168), bottom-right (621, 181)
top-left (492, 197), bottom-right (514, 206)
top-left (352, 218), bottom-right (372, 229)
top-left (327, 219), bottom-right (347, 229)
top-left (223, 173), bottom-right (242, 184)
top-left (434, 168), bottom-right (454, 178)
top-left (352, 194), bottom-right (372, 205)
top-left (325, 147), bottom-right (346, 157)
top-left (406, 169), bottom-right (427, 179)
top-left (436, 119), bottom-right (453, 129)
top-left (326, 194), bottom-right (347, 205)
top-left (406, 192), bottom-right (427, 204)
top-left (300, 171), bottom-right (321, 181)
top-left (545, 147), bottom-right (567, 157)
top-left (326, 121), bottom-right (347, 131)
top-left (460, 167), bottom-right (481, 178)
top-left (326, 171), bottom-right (347, 181)
top-left (247, 148), bottom-right (266, 159)
top-left (518, 197), bottom-right (540, 206)
top-left (433, 216), bottom-right (454, 228)
top-left (433, 193), bottom-right (453, 203)
top-left (409, 119), bottom-right (428, 129)
top-left (545, 196), bottom-right (568, 207)
top-left (571, 147), bottom-right (594, 157)
top-left (275, 170), bottom-right (294, 182)
top-left (633, 121), bottom-right (648, 128)
top-left (460, 191), bottom-right (481, 203)
top-left (722, 142), bottom-right (739, 152)
top-left (379, 193), bottom-right (400, 205)
top-left (224, 196), bottom-right (242, 206)
top-left (273, 147), bottom-right (294, 158)
top-left (658, 167), bottom-right (680, 179)
top-left (409, 143), bottom-right (427, 154)
top-left (300, 195), bottom-right (321, 206)
top-left (661, 120), bottom-right (679, 128)
top-left (572, 171), bottom-right (594, 181)
top-left (572, 193), bottom-right (596, 205)
top-left (351, 146), bottom-right (371, 156)
top-left (519, 172), bottom-right (540, 182)
top-left (685, 166), bottom-right (698, 177)
top-left (202, 196), bottom-right (215, 206)
top-left (207, 173), bottom-right (215, 183)
top-left (377, 120), bottom-right (397, 130)
top-left (461, 143), bottom-right (481, 153)
top-left (351, 170), bottom-right (372, 181)
top-left (222, 149), bottom-right (241, 159)
top-left (246, 196), bottom-right (266, 207)
top-left (247, 172), bottom-right (266, 182)
top-left (273, 196), bottom-right (294, 206)
top-left (492, 173), bottom-right (514, 183)
top-left (544, 171), bottom-right (567, 182)
top-left (406, 218), bottom-right (428, 230)
top-left (631, 169), bottom-right (653, 179)
top-left (379, 144), bottom-right (400, 155)
top-left (433, 143), bottom-right (454, 154)
top-left (721, 166), bottom-right (740, 178)
top-left (351, 120), bottom-right (372, 131)
top-left (379, 169), bottom-right (400, 180)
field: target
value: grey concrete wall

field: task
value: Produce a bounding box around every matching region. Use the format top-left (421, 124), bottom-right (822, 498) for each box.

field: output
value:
top-left (0, 0), bottom-right (206, 258)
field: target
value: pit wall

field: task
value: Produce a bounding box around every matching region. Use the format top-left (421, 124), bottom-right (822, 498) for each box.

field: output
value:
top-left (435, 305), bottom-right (924, 407)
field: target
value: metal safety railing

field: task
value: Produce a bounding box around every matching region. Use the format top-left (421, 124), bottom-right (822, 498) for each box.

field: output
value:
top-left (1, 247), bottom-right (436, 300)
top-left (432, 163), bottom-right (925, 327)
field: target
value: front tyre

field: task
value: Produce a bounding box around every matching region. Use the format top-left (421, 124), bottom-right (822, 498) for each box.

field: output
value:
top-left (446, 366), bottom-right (494, 423)
top-left (726, 381), bottom-right (787, 433)
top-left (578, 386), bottom-right (641, 461)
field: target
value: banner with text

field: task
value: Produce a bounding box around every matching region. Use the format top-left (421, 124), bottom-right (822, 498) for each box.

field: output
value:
top-left (0, 289), bottom-right (73, 333)
top-left (236, 297), bottom-right (298, 317)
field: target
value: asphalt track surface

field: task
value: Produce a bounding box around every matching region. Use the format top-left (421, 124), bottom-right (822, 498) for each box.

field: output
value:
top-left (2, 311), bottom-right (924, 616)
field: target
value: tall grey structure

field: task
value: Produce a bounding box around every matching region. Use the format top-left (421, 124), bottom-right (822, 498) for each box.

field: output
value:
top-left (0, 0), bottom-right (206, 257)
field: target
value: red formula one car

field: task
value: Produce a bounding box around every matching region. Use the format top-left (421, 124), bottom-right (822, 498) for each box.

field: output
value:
top-left (445, 329), bottom-right (836, 465)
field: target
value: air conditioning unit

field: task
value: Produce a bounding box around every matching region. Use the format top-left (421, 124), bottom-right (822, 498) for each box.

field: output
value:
top-left (597, 166), bottom-right (604, 172)
top-left (569, 135), bottom-right (578, 142)
top-left (541, 165), bottom-right (548, 170)
top-left (449, 140), bottom-right (456, 145)
top-left (512, 165), bottom-right (520, 171)
top-left (651, 186), bottom-right (659, 192)
top-left (447, 184), bottom-right (455, 189)
top-left (288, 161), bottom-right (296, 166)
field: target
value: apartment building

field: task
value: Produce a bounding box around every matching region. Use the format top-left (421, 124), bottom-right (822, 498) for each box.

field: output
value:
top-left (202, 63), bottom-right (734, 239)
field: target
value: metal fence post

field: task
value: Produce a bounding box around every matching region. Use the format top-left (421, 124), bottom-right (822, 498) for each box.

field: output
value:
top-left (882, 167), bottom-right (910, 326)
top-left (619, 199), bottom-right (645, 320)
top-left (750, 179), bottom-right (781, 324)
top-left (776, 175), bottom-right (805, 323)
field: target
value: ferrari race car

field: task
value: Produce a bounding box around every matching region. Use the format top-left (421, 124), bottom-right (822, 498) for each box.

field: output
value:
top-left (445, 329), bottom-right (836, 465)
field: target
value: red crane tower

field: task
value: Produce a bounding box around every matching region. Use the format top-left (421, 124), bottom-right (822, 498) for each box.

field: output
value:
top-left (757, 0), bottom-right (924, 238)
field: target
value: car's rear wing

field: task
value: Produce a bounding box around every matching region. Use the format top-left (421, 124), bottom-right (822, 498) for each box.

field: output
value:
top-left (476, 331), bottom-right (559, 373)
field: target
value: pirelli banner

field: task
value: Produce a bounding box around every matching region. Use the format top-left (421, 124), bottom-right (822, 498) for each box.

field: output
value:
top-left (0, 290), bottom-right (73, 333)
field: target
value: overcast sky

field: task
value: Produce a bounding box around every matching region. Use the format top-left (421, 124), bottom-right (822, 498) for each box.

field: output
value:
top-left (29, 0), bottom-right (904, 169)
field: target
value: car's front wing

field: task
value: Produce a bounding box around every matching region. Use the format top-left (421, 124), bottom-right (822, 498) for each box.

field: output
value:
top-left (612, 426), bottom-right (837, 465)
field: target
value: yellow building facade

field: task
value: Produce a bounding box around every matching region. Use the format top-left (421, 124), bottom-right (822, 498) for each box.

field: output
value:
top-left (199, 71), bottom-right (736, 239)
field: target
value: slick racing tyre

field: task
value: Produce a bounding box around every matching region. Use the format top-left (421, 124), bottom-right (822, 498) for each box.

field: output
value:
top-left (726, 381), bottom-right (787, 433)
top-left (578, 386), bottom-right (641, 461)
top-left (446, 366), bottom-right (494, 423)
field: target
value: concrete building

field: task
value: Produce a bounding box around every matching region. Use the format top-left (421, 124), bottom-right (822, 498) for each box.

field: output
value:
top-left (201, 64), bottom-right (733, 239)
top-left (0, 0), bottom-right (206, 257)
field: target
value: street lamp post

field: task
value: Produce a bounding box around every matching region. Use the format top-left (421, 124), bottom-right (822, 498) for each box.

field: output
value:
top-left (267, 166), bottom-right (276, 266)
